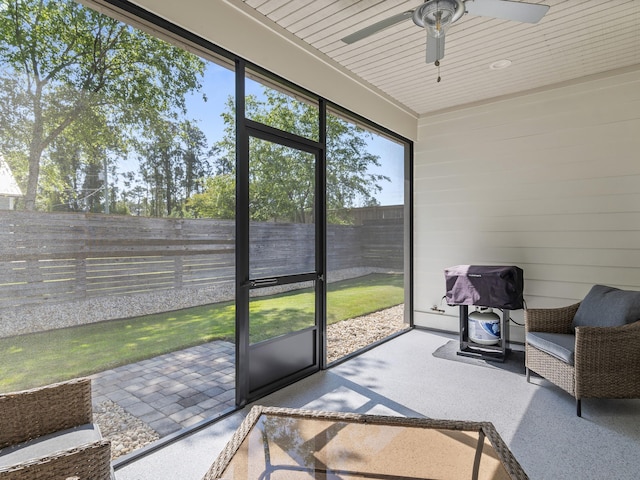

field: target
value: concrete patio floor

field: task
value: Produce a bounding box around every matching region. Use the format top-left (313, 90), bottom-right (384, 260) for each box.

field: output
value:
top-left (114, 329), bottom-right (640, 480)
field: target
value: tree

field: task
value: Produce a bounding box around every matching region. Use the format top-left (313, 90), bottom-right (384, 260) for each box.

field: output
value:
top-left (42, 103), bottom-right (124, 212)
top-left (187, 175), bottom-right (235, 219)
top-left (137, 117), bottom-right (180, 217)
top-left (136, 117), bottom-right (211, 217)
top-left (0, 0), bottom-right (205, 210)
top-left (325, 112), bottom-right (389, 223)
top-left (180, 120), bottom-right (210, 199)
top-left (191, 90), bottom-right (389, 222)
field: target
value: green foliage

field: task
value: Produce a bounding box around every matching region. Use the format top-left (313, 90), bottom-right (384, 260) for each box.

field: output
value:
top-left (249, 136), bottom-right (316, 222)
top-left (0, 0), bottom-right (206, 211)
top-left (191, 88), bottom-right (389, 222)
top-left (187, 174), bottom-right (236, 219)
top-left (0, 1), bottom-right (391, 219)
top-left (136, 117), bottom-right (211, 217)
top-left (326, 114), bottom-right (390, 222)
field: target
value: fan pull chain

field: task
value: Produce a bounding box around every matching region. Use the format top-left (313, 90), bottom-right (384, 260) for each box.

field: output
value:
top-left (435, 60), bottom-right (441, 83)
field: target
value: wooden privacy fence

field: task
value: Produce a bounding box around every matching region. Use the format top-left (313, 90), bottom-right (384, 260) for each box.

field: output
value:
top-left (0, 211), bottom-right (403, 309)
top-left (362, 218), bottom-right (404, 269)
top-left (0, 212), bottom-right (235, 308)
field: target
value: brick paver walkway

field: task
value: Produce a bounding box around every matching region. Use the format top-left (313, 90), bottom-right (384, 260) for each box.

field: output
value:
top-left (91, 341), bottom-right (235, 436)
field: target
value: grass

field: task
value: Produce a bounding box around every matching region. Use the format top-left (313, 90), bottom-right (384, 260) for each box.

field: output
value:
top-left (0, 273), bottom-right (403, 391)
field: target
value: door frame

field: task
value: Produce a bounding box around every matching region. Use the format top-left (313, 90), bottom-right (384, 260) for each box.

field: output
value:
top-left (235, 66), bottom-right (327, 405)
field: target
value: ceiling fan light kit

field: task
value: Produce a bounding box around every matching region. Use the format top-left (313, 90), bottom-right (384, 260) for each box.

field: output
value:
top-left (412, 0), bottom-right (465, 39)
top-left (342, 0), bottom-right (550, 66)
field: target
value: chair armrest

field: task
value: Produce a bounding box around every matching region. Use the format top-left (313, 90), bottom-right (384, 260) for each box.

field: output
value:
top-left (0, 439), bottom-right (112, 480)
top-left (575, 320), bottom-right (640, 398)
top-left (0, 378), bottom-right (93, 448)
top-left (525, 303), bottom-right (580, 334)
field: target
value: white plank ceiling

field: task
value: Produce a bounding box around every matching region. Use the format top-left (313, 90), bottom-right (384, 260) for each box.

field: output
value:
top-left (235, 0), bottom-right (640, 117)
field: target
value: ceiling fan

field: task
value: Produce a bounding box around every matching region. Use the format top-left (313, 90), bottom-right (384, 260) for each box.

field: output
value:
top-left (341, 0), bottom-right (550, 64)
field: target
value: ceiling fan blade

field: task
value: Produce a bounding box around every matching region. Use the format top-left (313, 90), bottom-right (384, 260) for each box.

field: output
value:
top-left (426, 34), bottom-right (445, 64)
top-left (465, 0), bottom-right (550, 24)
top-left (341, 10), bottom-right (414, 44)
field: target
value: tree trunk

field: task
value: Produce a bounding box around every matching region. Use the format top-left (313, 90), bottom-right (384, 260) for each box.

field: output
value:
top-left (24, 85), bottom-right (45, 211)
top-left (163, 152), bottom-right (173, 216)
top-left (24, 146), bottom-right (42, 211)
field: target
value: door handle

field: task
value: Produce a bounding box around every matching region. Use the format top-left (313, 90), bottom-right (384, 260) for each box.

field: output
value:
top-left (250, 278), bottom-right (278, 288)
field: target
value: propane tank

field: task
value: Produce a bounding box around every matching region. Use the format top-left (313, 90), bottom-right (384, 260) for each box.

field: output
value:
top-left (468, 307), bottom-right (500, 345)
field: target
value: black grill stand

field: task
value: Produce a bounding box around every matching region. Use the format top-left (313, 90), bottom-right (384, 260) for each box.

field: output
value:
top-left (457, 305), bottom-right (509, 362)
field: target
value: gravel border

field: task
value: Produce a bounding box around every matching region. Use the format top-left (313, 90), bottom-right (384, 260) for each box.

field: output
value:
top-left (93, 400), bottom-right (160, 459)
top-left (327, 304), bottom-right (407, 363)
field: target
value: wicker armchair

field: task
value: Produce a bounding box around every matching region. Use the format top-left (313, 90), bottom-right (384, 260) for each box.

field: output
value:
top-left (525, 286), bottom-right (640, 417)
top-left (0, 377), bottom-right (112, 480)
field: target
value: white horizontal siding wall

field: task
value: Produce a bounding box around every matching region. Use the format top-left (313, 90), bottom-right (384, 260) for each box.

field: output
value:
top-left (414, 67), bottom-right (640, 343)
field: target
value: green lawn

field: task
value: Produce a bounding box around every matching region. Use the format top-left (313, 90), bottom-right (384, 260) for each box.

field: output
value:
top-left (0, 273), bottom-right (403, 391)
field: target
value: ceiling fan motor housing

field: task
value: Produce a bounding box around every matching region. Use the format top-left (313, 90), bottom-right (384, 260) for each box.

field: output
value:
top-left (412, 0), bottom-right (466, 31)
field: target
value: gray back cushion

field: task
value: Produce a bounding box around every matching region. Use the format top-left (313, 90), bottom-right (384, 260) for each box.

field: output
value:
top-left (573, 284), bottom-right (640, 328)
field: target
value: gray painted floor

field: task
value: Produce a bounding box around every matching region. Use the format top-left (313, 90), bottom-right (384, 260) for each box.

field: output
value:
top-left (115, 329), bottom-right (640, 480)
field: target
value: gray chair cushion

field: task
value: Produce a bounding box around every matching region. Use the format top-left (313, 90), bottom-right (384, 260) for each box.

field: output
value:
top-left (0, 423), bottom-right (102, 467)
top-left (573, 284), bottom-right (640, 329)
top-left (527, 332), bottom-right (576, 365)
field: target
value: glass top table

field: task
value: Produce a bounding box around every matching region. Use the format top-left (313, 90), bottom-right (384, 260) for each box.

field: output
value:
top-left (203, 406), bottom-right (527, 480)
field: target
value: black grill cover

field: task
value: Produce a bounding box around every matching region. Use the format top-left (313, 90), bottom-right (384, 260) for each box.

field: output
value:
top-left (445, 265), bottom-right (524, 309)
